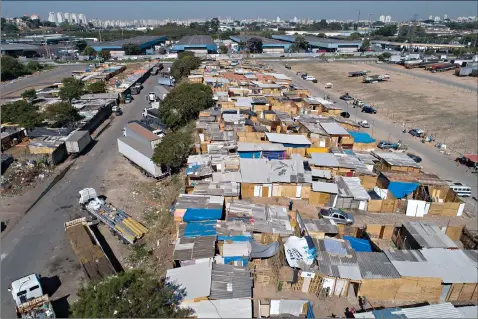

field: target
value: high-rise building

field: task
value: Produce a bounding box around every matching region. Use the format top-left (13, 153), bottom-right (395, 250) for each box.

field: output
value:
top-left (30, 14), bottom-right (40, 20)
top-left (293, 16), bottom-right (298, 23)
top-left (48, 12), bottom-right (56, 23)
top-left (385, 15), bottom-right (391, 23)
top-left (71, 13), bottom-right (78, 24)
top-left (78, 14), bottom-right (87, 24)
top-left (429, 15), bottom-right (433, 20)
top-left (64, 13), bottom-right (71, 23)
top-left (434, 16), bottom-right (441, 22)
top-left (276, 16), bottom-right (280, 23)
top-left (56, 12), bottom-right (64, 23)
top-left (379, 15), bottom-right (385, 23)
top-left (443, 14), bottom-right (448, 20)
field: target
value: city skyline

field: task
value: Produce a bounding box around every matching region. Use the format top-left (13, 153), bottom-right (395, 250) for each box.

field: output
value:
top-left (3, 1), bottom-right (477, 22)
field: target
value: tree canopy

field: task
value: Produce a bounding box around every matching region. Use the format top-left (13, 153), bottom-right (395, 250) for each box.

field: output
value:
top-left (59, 77), bottom-right (84, 103)
top-left (290, 36), bottom-right (309, 52)
top-left (2, 100), bottom-right (44, 129)
top-left (1, 56), bottom-right (29, 81)
top-left (70, 270), bottom-right (192, 318)
top-left (245, 37), bottom-right (263, 53)
top-left (87, 81), bottom-right (106, 94)
top-left (348, 32), bottom-right (362, 40)
top-left (373, 24), bottom-right (398, 37)
top-left (178, 51), bottom-right (195, 60)
top-left (219, 44), bottom-right (229, 54)
top-left (152, 127), bottom-right (193, 172)
top-left (98, 50), bottom-right (111, 61)
top-left (21, 89), bottom-right (37, 101)
top-left (75, 40), bottom-right (88, 52)
top-left (360, 38), bottom-right (371, 52)
top-left (83, 46), bottom-right (96, 57)
top-left (122, 43), bottom-right (142, 55)
top-left (45, 102), bottom-right (82, 127)
top-left (159, 83), bottom-right (214, 130)
top-left (170, 55), bottom-right (201, 82)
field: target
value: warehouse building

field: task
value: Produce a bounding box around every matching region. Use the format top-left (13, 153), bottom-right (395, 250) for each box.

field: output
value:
top-left (171, 35), bottom-right (217, 53)
top-left (1, 43), bottom-right (41, 57)
top-left (272, 35), bottom-right (362, 52)
top-left (230, 36), bottom-right (292, 53)
top-left (91, 35), bottom-right (168, 53)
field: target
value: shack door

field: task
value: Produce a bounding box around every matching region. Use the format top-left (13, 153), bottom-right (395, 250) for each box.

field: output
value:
top-left (441, 284), bottom-right (451, 301)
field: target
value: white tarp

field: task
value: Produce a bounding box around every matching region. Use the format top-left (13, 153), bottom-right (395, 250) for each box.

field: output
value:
top-left (270, 300), bottom-right (307, 316)
top-left (406, 200), bottom-right (429, 217)
top-left (284, 236), bottom-right (315, 268)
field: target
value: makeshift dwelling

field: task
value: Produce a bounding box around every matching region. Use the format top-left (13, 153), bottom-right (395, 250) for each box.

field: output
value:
top-left (264, 300), bottom-right (314, 318)
top-left (309, 181), bottom-right (339, 206)
top-left (185, 299), bottom-right (252, 318)
top-left (372, 151), bottom-right (421, 173)
top-left (265, 133), bottom-right (311, 156)
top-left (377, 171), bottom-right (420, 199)
top-left (237, 142), bottom-right (286, 159)
top-left (166, 261), bottom-right (212, 302)
top-left (335, 176), bottom-right (371, 210)
top-left (348, 131), bottom-right (376, 151)
top-left (173, 234), bottom-right (216, 267)
top-left (209, 263), bottom-right (253, 300)
top-left (173, 194), bottom-right (224, 222)
top-left (395, 221), bottom-right (458, 250)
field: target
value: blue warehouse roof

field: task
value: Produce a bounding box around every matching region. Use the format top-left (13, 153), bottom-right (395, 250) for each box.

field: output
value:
top-left (272, 35), bottom-right (362, 49)
top-left (172, 35), bottom-right (217, 52)
top-left (91, 35), bottom-right (167, 51)
top-left (230, 36), bottom-right (292, 49)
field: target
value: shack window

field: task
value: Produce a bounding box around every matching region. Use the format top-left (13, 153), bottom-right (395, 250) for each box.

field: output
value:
top-left (29, 285), bottom-right (40, 291)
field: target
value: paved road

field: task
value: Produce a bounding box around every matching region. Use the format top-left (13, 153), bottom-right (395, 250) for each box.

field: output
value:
top-left (1, 64), bottom-right (88, 98)
top-left (275, 63), bottom-right (478, 204)
top-left (372, 63), bottom-right (477, 92)
top-left (0, 66), bottom-right (171, 318)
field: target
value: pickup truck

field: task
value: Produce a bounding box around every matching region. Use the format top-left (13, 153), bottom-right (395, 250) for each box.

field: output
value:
top-left (9, 274), bottom-right (55, 318)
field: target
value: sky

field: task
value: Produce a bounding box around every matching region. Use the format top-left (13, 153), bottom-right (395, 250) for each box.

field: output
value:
top-left (3, 1), bottom-right (478, 21)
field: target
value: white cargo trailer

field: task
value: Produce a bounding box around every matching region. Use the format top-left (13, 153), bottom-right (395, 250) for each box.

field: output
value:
top-left (117, 137), bottom-right (167, 178)
top-left (65, 130), bottom-right (92, 155)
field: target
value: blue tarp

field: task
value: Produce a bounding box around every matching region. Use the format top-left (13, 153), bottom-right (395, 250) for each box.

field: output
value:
top-left (348, 131), bottom-right (376, 144)
top-left (217, 235), bottom-right (252, 242)
top-left (388, 181), bottom-right (419, 199)
top-left (223, 256), bottom-right (248, 266)
top-left (183, 208), bottom-right (223, 222)
top-left (183, 221), bottom-right (217, 238)
top-left (372, 308), bottom-right (406, 318)
top-left (344, 236), bottom-right (372, 252)
top-left (262, 151), bottom-right (286, 160)
top-left (238, 151), bottom-right (261, 159)
top-left (307, 301), bottom-right (315, 318)
top-left (186, 164), bottom-right (200, 175)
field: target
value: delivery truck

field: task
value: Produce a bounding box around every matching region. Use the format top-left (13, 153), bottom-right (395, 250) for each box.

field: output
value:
top-left (9, 274), bottom-right (55, 318)
top-left (157, 77), bottom-right (174, 87)
top-left (65, 130), bottom-right (92, 156)
top-left (117, 137), bottom-right (167, 178)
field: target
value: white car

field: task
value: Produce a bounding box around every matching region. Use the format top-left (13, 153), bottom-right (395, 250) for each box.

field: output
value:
top-left (358, 120), bottom-right (370, 128)
top-left (305, 76), bottom-right (316, 81)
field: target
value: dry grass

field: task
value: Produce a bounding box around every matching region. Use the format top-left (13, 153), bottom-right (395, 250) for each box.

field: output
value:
top-left (293, 62), bottom-right (478, 153)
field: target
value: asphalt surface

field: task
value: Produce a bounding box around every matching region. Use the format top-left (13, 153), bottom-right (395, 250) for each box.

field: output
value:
top-left (0, 65), bottom-right (171, 318)
top-left (372, 63), bottom-right (478, 92)
top-left (1, 64), bottom-right (90, 98)
top-left (275, 63), bottom-right (478, 203)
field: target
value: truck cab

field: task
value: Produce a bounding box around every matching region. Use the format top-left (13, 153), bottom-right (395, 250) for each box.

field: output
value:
top-left (9, 274), bottom-right (44, 307)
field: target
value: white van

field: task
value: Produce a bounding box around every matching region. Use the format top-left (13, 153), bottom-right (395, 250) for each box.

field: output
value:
top-left (447, 181), bottom-right (472, 197)
top-left (305, 76), bottom-right (316, 81)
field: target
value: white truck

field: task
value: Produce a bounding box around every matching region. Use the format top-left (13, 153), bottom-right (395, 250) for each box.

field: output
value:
top-left (65, 130), bottom-right (92, 156)
top-left (146, 85), bottom-right (170, 103)
top-left (117, 137), bottom-right (167, 178)
top-left (9, 274), bottom-right (56, 318)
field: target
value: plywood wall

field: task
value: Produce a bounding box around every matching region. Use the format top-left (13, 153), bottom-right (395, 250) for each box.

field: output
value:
top-left (447, 283), bottom-right (478, 302)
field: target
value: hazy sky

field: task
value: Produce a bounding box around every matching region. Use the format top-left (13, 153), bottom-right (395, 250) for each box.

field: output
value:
top-left (3, 1), bottom-right (477, 21)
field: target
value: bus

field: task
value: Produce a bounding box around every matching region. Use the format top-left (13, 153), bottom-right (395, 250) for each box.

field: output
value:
top-left (447, 181), bottom-right (472, 197)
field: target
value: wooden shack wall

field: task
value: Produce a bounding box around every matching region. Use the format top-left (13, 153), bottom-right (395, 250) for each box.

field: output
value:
top-left (366, 224), bottom-right (396, 240)
top-left (367, 199), bottom-right (400, 213)
top-left (241, 183), bottom-right (255, 199)
top-left (358, 279), bottom-right (402, 300)
top-left (309, 191), bottom-right (331, 206)
top-left (447, 283), bottom-right (478, 302)
top-left (445, 225), bottom-right (464, 241)
top-left (427, 202), bottom-right (461, 217)
top-left (353, 142), bottom-right (376, 151)
top-left (394, 277), bottom-right (442, 301)
top-left (359, 175), bottom-right (378, 190)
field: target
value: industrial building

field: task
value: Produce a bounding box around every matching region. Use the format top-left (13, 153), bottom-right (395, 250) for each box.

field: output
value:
top-left (0, 43), bottom-right (41, 57)
top-left (272, 35), bottom-right (363, 52)
top-left (230, 35), bottom-right (292, 53)
top-left (91, 35), bottom-right (168, 53)
top-left (171, 35), bottom-right (217, 53)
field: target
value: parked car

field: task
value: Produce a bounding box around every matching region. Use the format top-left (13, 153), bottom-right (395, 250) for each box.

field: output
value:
top-left (377, 141), bottom-right (395, 149)
top-left (340, 112), bottom-right (351, 118)
top-left (312, 79), bottom-right (318, 83)
top-left (353, 99), bottom-right (365, 108)
top-left (124, 96), bottom-right (132, 104)
top-left (115, 108), bottom-right (123, 116)
top-left (340, 93), bottom-right (354, 101)
top-left (362, 105), bottom-right (377, 114)
top-left (305, 76), bottom-right (317, 81)
top-left (358, 120), bottom-right (370, 128)
top-left (320, 208), bottom-right (354, 225)
top-left (409, 128), bottom-right (425, 137)
top-left (407, 153), bottom-right (422, 163)
top-left (285, 64), bottom-right (291, 69)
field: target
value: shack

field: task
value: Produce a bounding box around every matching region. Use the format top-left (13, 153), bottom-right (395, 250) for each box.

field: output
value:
top-left (309, 181), bottom-right (339, 206)
top-left (166, 261), bottom-right (213, 303)
top-left (172, 194), bottom-right (225, 223)
top-left (372, 151), bottom-right (421, 173)
top-left (237, 142), bottom-right (286, 160)
top-left (265, 133), bottom-right (311, 156)
top-left (335, 176), bottom-right (371, 210)
top-left (348, 132), bottom-right (376, 151)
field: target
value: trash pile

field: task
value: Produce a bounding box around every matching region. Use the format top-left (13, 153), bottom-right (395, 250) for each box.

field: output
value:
top-left (0, 158), bottom-right (53, 196)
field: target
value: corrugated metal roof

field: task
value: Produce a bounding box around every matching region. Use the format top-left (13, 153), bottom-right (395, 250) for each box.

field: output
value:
top-left (212, 171), bottom-right (242, 183)
top-left (210, 263), bottom-right (253, 300)
top-left (175, 194), bottom-right (224, 210)
top-left (237, 142), bottom-right (286, 152)
top-left (404, 221), bottom-right (458, 249)
top-left (304, 219), bottom-right (338, 234)
top-left (185, 299), bottom-right (252, 318)
top-left (315, 238), bottom-right (362, 280)
top-left (266, 133), bottom-right (311, 145)
top-left (356, 252), bottom-right (401, 279)
top-left (312, 181), bottom-right (338, 194)
top-left (455, 306), bottom-right (478, 318)
top-left (222, 242), bottom-right (251, 257)
top-left (310, 153), bottom-right (340, 167)
top-left (239, 158), bottom-right (272, 183)
top-left (192, 181), bottom-right (240, 197)
top-left (311, 169), bottom-right (332, 179)
top-left (372, 151), bottom-right (421, 168)
top-left (270, 159), bottom-right (308, 183)
top-left (173, 236), bottom-right (216, 261)
top-left (399, 302), bottom-right (464, 318)
top-left (166, 261), bottom-right (212, 300)
top-left (338, 176), bottom-right (371, 200)
top-left (320, 122), bottom-right (350, 136)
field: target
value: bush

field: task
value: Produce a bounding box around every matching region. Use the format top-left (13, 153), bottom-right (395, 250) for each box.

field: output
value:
top-left (59, 77), bottom-right (84, 103)
top-left (87, 81), bottom-right (106, 94)
top-left (170, 55), bottom-right (201, 82)
top-left (45, 102), bottom-right (82, 127)
top-left (152, 127), bottom-right (193, 172)
top-left (2, 100), bottom-right (44, 128)
top-left (1, 56), bottom-right (29, 81)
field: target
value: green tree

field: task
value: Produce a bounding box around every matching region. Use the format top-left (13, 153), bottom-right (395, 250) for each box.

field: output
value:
top-left (25, 61), bottom-right (43, 73)
top-left (219, 44), bottom-right (229, 54)
top-left (318, 19), bottom-right (328, 29)
top-left (152, 127), bottom-right (193, 172)
top-left (170, 55), bottom-right (201, 82)
top-left (290, 35), bottom-right (309, 52)
top-left (59, 77), bottom-right (84, 103)
top-left (178, 51), bottom-right (195, 59)
top-left (237, 41), bottom-right (246, 52)
top-left (160, 83), bottom-right (213, 130)
top-left (360, 38), bottom-right (371, 52)
top-left (2, 100), bottom-right (44, 129)
top-left (122, 43), bottom-right (142, 55)
top-left (373, 24), bottom-right (398, 37)
top-left (317, 33), bottom-right (327, 38)
top-left (348, 32), bottom-right (362, 40)
top-left (378, 52), bottom-right (392, 61)
top-left (70, 269), bottom-right (192, 318)
top-left (21, 89), bottom-right (37, 101)
top-left (75, 40), bottom-right (88, 52)
top-left (98, 50), bottom-right (111, 61)
top-left (245, 37), bottom-right (263, 53)
top-left (1, 56), bottom-right (28, 80)
top-left (87, 22), bottom-right (94, 28)
top-left (87, 81), bottom-right (106, 94)
top-left (83, 46), bottom-right (96, 57)
top-left (45, 102), bottom-right (82, 127)
top-left (328, 22), bottom-right (343, 31)
top-left (210, 17), bottom-right (220, 33)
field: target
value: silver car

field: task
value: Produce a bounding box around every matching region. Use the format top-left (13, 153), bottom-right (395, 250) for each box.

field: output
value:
top-left (319, 208), bottom-right (354, 225)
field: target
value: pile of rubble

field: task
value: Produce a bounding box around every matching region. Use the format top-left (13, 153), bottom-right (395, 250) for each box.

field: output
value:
top-left (0, 158), bottom-right (54, 196)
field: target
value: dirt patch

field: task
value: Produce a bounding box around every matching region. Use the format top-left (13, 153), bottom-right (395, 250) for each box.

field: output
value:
top-left (1, 158), bottom-right (54, 197)
top-left (292, 62), bottom-right (478, 153)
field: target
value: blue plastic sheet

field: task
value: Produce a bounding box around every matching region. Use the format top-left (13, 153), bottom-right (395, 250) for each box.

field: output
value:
top-left (348, 131), bottom-right (376, 144)
top-left (388, 181), bottom-right (419, 199)
top-left (183, 221), bottom-right (217, 238)
top-left (372, 308), bottom-right (406, 318)
top-left (223, 256), bottom-right (248, 266)
top-left (344, 236), bottom-right (372, 252)
top-left (183, 208), bottom-right (223, 222)
top-left (217, 235), bottom-right (252, 242)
